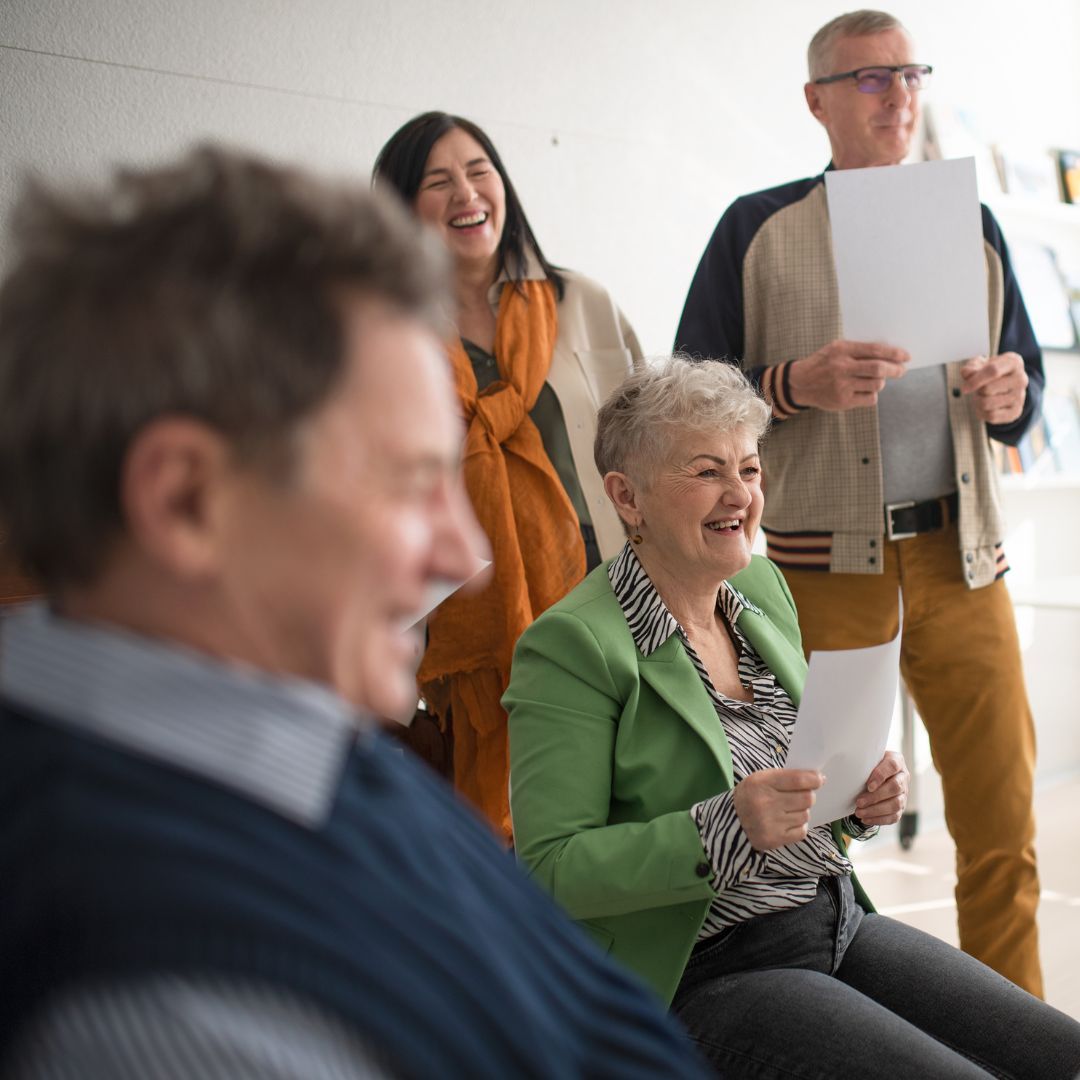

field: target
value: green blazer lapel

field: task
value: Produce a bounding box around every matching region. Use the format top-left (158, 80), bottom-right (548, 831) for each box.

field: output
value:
top-left (638, 636), bottom-right (734, 787)
top-left (736, 606), bottom-right (808, 706)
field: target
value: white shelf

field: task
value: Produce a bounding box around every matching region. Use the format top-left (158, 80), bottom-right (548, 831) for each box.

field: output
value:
top-left (1007, 575), bottom-right (1080, 612)
top-left (986, 195), bottom-right (1080, 229)
top-left (999, 472), bottom-right (1080, 493)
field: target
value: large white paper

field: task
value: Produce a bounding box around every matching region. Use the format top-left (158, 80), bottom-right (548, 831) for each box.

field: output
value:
top-left (785, 627), bottom-right (901, 827)
top-left (401, 555), bottom-right (491, 631)
top-left (825, 157), bottom-right (990, 370)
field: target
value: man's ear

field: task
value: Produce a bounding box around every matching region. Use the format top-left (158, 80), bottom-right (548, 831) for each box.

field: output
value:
top-left (603, 471), bottom-right (642, 532)
top-left (804, 81), bottom-right (827, 125)
top-left (121, 417), bottom-right (233, 579)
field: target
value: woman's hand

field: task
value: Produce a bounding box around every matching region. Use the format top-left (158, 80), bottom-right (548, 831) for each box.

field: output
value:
top-left (853, 750), bottom-right (909, 826)
top-left (733, 768), bottom-right (825, 851)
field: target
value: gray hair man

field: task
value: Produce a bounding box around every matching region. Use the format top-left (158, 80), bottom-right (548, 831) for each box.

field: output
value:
top-left (676, 9), bottom-right (1044, 996)
top-left (0, 147), bottom-right (709, 1078)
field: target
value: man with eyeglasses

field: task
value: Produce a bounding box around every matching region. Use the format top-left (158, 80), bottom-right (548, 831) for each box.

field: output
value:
top-left (676, 9), bottom-right (1045, 998)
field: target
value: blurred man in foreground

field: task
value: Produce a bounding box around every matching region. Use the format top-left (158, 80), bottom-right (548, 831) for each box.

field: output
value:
top-left (0, 147), bottom-right (705, 1079)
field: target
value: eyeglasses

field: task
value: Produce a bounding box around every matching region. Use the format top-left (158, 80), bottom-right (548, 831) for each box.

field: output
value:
top-left (813, 64), bottom-right (933, 94)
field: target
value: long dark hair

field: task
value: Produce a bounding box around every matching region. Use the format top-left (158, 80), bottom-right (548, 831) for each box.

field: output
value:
top-left (372, 111), bottom-right (565, 300)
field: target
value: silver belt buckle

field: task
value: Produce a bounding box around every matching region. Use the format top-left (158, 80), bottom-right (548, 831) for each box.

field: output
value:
top-left (885, 500), bottom-right (917, 541)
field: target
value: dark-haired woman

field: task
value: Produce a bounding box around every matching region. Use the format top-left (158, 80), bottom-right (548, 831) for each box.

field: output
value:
top-left (374, 112), bottom-right (641, 841)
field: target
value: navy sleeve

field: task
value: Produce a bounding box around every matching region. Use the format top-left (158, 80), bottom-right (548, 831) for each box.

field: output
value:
top-left (980, 205), bottom-right (1045, 446)
top-left (675, 181), bottom-right (823, 399)
top-left (674, 198), bottom-right (771, 387)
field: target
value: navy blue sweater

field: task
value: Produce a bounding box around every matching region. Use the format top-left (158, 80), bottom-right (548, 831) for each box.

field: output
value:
top-left (0, 699), bottom-right (706, 1078)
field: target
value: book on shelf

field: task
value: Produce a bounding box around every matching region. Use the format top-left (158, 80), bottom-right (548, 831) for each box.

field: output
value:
top-left (1007, 444), bottom-right (1025, 474)
top-left (1057, 149), bottom-right (1080, 205)
top-left (1008, 243), bottom-right (1079, 352)
top-left (995, 405), bottom-right (1079, 478)
top-left (1042, 388), bottom-right (1080, 474)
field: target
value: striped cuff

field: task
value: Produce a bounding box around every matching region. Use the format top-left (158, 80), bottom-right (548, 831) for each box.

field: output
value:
top-left (691, 792), bottom-right (761, 891)
top-left (761, 360), bottom-right (807, 420)
top-left (994, 543), bottom-right (1009, 581)
top-left (842, 814), bottom-right (879, 841)
top-left (763, 529), bottom-right (832, 573)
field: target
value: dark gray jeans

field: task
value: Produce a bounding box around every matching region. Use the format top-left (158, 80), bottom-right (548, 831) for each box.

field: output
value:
top-left (672, 876), bottom-right (1080, 1079)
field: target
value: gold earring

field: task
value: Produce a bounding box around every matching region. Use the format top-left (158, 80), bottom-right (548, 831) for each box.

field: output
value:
top-left (631, 532), bottom-right (643, 545)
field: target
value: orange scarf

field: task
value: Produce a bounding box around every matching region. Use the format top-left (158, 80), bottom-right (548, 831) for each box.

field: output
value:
top-left (419, 280), bottom-right (585, 840)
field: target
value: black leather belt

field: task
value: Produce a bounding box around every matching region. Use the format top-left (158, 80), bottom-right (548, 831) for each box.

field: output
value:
top-left (884, 492), bottom-right (959, 541)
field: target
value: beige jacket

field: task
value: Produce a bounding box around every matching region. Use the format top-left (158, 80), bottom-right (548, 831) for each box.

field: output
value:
top-left (487, 261), bottom-right (643, 560)
top-left (740, 183), bottom-right (1012, 587)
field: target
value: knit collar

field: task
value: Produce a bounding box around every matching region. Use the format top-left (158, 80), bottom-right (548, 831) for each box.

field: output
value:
top-left (0, 603), bottom-right (362, 827)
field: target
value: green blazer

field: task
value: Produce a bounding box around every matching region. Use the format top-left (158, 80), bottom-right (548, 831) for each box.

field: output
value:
top-left (504, 554), bottom-right (873, 1005)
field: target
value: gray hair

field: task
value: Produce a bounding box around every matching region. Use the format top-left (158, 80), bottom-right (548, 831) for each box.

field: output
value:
top-left (594, 356), bottom-right (770, 483)
top-left (0, 144), bottom-right (450, 589)
top-left (807, 10), bottom-right (906, 80)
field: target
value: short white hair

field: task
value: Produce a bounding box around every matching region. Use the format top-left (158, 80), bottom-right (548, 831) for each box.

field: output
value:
top-left (807, 9), bottom-right (906, 80)
top-left (594, 355), bottom-right (770, 483)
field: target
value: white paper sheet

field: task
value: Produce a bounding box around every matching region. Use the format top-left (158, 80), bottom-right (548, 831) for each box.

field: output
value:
top-left (825, 157), bottom-right (990, 370)
top-left (785, 627), bottom-right (901, 827)
top-left (401, 555), bottom-right (491, 631)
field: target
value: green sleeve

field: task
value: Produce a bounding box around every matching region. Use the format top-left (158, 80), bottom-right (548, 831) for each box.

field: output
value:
top-left (505, 609), bottom-right (716, 921)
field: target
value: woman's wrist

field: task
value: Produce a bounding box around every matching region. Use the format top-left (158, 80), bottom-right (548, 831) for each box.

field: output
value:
top-left (691, 791), bottom-right (761, 891)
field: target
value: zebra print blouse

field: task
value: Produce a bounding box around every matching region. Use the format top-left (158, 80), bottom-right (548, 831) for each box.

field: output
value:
top-left (608, 542), bottom-right (873, 940)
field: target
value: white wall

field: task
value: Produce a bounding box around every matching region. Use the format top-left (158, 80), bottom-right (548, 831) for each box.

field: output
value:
top-left (3, 0), bottom-right (1080, 793)
top-left (3, 0), bottom-right (1080, 351)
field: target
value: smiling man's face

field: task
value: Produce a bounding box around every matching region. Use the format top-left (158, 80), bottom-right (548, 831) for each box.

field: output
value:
top-left (216, 295), bottom-right (485, 718)
top-left (804, 28), bottom-right (922, 170)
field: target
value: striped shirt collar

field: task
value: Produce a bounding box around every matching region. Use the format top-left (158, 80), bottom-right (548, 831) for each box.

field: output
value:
top-left (0, 602), bottom-right (362, 828)
top-left (607, 542), bottom-right (762, 657)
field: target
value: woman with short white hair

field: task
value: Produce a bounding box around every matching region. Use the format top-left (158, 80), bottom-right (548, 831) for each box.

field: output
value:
top-left (505, 356), bottom-right (1080, 1078)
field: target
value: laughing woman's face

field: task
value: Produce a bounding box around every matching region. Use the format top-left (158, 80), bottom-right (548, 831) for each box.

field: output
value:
top-left (630, 425), bottom-right (764, 587)
top-left (414, 127), bottom-right (506, 276)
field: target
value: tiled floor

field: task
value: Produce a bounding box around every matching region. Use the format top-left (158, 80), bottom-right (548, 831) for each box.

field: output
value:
top-left (849, 774), bottom-right (1080, 1019)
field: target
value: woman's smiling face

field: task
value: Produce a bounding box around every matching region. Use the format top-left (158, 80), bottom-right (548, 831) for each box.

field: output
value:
top-left (635, 425), bottom-right (764, 585)
top-left (414, 127), bottom-right (506, 274)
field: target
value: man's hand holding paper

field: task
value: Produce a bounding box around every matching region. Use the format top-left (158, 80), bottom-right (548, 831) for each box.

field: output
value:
top-left (788, 339), bottom-right (910, 411)
top-left (960, 351), bottom-right (1029, 424)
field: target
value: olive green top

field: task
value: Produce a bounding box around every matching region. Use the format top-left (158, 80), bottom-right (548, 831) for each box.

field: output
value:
top-left (463, 336), bottom-right (595, 540)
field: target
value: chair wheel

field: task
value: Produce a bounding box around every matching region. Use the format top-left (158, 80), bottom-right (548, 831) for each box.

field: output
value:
top-left (898, 812), bottom-right (918, 851)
